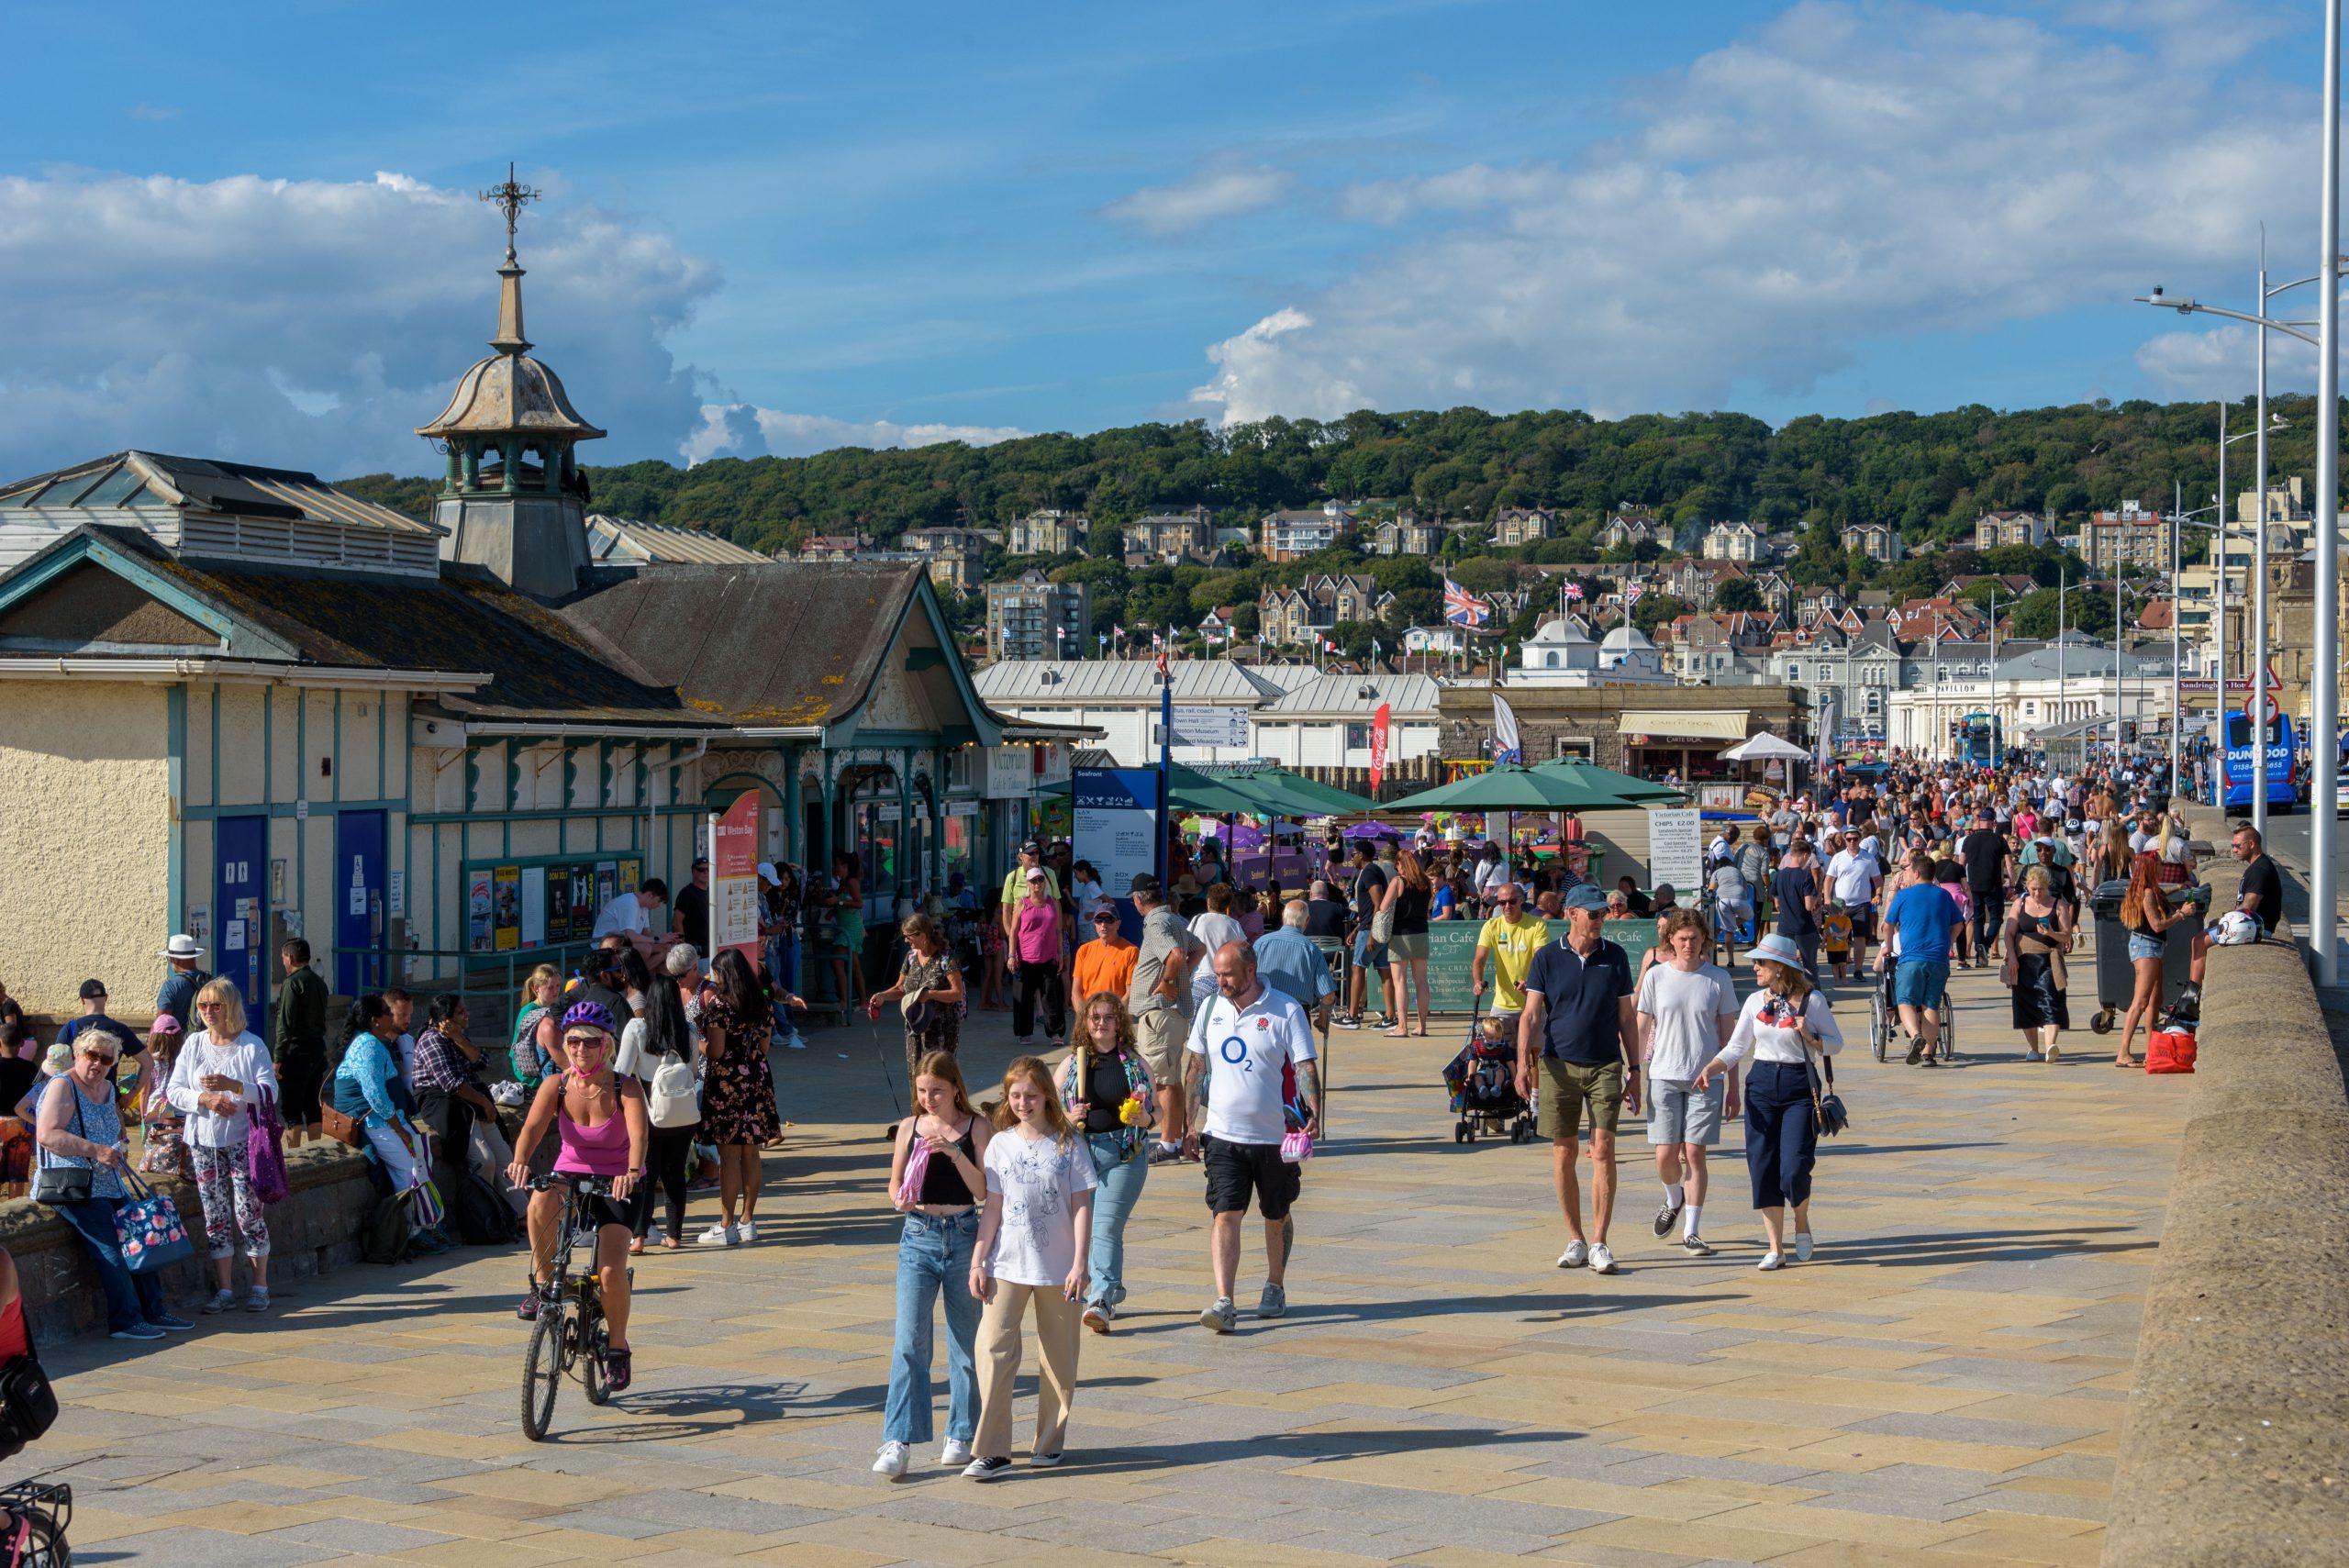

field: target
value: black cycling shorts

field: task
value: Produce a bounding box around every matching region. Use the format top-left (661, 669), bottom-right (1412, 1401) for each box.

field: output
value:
top-left (1202, 1134), bottom-right (1300, 1219)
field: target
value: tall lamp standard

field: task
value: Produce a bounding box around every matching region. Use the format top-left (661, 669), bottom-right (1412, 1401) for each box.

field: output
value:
top-left (2172, 493), bottom-right (2229, 799)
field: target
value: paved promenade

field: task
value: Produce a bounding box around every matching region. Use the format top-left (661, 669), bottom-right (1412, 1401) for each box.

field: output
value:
top-left (34, 958), bottom-right (2194, 1568)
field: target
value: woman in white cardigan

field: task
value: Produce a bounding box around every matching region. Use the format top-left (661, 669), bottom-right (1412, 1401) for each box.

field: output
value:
top-left (165, 977), bottom-right (281, 1313)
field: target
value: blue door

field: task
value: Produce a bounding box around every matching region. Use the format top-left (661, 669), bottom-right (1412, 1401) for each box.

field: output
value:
top-left (215, 817), bottom-right (270, 1034)
top-left (335, 809), bottom-right (388, 997)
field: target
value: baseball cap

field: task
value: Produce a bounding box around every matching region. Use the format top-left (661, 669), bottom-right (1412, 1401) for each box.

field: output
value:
top-left (1021, 839), bottom-right (1043, 857)
top-left (79, 979), bottom-right (107, 1001)
top-left (756, 861), bottom-right (778, 882)
top-left (1128, 872), bottom-right (1161, 897)
top-left (691, 856), bottom-right (709, 871)
top-left (1025, 867), bottom-right (1048, 882)
top-left (1564, 884), bottom-right (1609, 913)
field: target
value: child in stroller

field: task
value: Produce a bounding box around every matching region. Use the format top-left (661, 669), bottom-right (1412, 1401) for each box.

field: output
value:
top-left (1442, 1013), bottom-right (1535, 1144)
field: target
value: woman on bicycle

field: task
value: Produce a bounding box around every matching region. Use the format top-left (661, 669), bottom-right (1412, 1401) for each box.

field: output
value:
top-left (507, 1001), bottom-right (646, 1392)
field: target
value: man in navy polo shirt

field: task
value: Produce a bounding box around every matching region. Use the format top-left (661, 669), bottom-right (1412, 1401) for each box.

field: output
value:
top-left (1516, 885), bottom-right (1638, 1275)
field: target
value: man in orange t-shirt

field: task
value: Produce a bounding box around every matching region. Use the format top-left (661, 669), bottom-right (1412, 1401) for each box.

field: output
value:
top-left (1072, 907), bottom-right (1138, 1007)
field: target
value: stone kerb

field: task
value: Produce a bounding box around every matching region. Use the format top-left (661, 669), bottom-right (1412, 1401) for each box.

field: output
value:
top-left (2, 1139), bottom-right (376, 1346)
top-left (2101, 806), bottom-right (2349, 1567)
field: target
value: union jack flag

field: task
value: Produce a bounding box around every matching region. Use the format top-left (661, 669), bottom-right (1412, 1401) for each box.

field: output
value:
top-left (1443, 576), bottom-right (1490, 628)
top-left (1622, 579), bottom-right (1646, 609)
top-left (1563, 580), bottom-right (1585, 602)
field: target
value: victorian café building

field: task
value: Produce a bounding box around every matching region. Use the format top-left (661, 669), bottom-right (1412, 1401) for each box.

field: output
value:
top-left (0, 226), bottom-right (1087, 1029)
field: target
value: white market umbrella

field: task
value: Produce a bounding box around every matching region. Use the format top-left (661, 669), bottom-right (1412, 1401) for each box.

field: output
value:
top-left (1720, 732), bottom-right (1811, 763)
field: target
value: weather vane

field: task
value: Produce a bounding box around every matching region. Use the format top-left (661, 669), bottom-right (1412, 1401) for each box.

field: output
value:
top-left (480, 161), bottom-right (540, 262)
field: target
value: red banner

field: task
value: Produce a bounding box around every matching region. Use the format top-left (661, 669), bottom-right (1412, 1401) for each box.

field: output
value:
top-left (709, 792), bottom-right (763, 965)
top-left (1370, 703), bottom-right (1392, 792)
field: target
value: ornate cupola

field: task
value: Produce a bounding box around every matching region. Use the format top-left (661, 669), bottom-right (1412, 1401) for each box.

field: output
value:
top-left (417, 164), bottom-right (607, 600)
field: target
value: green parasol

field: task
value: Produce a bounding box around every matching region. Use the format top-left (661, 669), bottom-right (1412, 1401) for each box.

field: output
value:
top-left (1528, 757), bottom-right (1685, 806)
top-left (1385, 763), bottom-right (1637, 813)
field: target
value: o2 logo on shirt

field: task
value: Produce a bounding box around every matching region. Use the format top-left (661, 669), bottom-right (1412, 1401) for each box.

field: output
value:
top-left (1219, 1035), bottom-right (1254, 1071)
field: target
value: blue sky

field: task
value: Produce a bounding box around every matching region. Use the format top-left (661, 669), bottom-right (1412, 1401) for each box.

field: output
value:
top-left (0, 0), bottom-right (2328, 478)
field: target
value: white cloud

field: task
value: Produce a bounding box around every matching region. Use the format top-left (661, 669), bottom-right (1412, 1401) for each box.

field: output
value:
top-left (0, 170), bottom-right (718, 480)
top-left (1103, 163), bottom-right (1294, 237)
top-left (683, 403), bottom-right (1028, 463)
top-left (2136, 321), bottom-right (2317, 398)
top-left (1187, 0), bottom-right (2311, 427)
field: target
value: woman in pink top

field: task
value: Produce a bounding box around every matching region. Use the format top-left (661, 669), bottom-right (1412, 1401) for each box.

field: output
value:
top-left (507, 1001), bottom-right (647, 1392)
top-left (1008, 868), bottom-right (1070, 1049)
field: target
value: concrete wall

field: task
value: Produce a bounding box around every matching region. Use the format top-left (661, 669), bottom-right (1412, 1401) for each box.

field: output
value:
top-left (2101, 812), bottom-right (2349, 1568)
top-left (5, 1140), bottom-right (378, 1346)
top-left (0, 681), bottom-right (170, 1015)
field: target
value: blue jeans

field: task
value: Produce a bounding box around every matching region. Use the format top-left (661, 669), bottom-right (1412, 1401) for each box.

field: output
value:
top-left (60, 1195), bottom-right (167, 1333)
top-left (1085, 1134), bottom-right (1149, 1309)
top-left (884, 1209), bottom-right (982, 1446)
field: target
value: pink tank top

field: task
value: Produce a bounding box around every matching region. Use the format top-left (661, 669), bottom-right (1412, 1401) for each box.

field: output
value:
top-left (552, 1073), bottom-right (631, 1176)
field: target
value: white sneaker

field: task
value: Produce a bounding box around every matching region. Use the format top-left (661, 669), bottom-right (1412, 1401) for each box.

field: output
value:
top-left (1587, 1242), bottom-right (1618, 1275)
top-left (696, 1223), bottom-right (738, 1247)
top-left (941, 1438), bottom-right (973, 1466)
top-left (739, 1219), bottom-right (760, 1244)
top-left (1794, 1231), bottom-right (1814, 1262)
top-left (1757, 1251), bottom-right (1786, 1272)
top-left (1556, 1240), bottom-right (1588, 1269)
top-left (873, 1441), bottom-right (909, 1479)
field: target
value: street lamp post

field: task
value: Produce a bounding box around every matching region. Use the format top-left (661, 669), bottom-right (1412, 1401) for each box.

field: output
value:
top-left (2320, 0), bottom-right (2342, 984)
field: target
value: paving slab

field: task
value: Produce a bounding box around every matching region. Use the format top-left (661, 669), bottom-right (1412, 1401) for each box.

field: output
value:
top-left (25, 961), bottom-right (2191, 1564)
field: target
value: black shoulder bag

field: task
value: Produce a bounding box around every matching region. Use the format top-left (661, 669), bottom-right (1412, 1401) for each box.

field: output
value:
top-left (29, 1089), bottom-right (93, 1207)
top-left (1801, 1004), bottom-right (1850, 1137)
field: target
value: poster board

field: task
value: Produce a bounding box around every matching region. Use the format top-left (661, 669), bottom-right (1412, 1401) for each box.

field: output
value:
top-left (709, 793), bottom-right (762, 965)
top-left (463, 853), bottom-right (640, 962)
top-left (1647, 807), bottom-right (1703, 895)
top-left (1074, 767), bottom-right (1163, 942)
top-left (1420, 918), bottom-right (1662, 1016)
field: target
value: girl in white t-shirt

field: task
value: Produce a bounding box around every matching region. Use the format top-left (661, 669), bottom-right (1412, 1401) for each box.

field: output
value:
top-left (963, 1057), bottom-right (1097, 1480)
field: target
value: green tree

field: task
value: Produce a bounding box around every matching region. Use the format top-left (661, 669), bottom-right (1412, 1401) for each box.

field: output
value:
top-left (1715, 577), bottom-right (1764, 613)
top-left (1633, 593), bottom-right (1687, 636)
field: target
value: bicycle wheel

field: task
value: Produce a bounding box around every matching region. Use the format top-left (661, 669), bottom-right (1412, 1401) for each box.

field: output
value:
top-left (581, 1305), bottom-right (610, 1407)
top-left (1870, 987), bottom-right (1887, 1062)
top-left (521, 1301), bottom-right (565, 1441)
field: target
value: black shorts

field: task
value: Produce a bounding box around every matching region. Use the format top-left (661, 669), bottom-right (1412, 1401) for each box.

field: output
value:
top-left (1202, 1134), bottom-right (1299, 1219)
top-left (277, 1042), bottom-right (327, 1125)
top-left (554, 1184), bottom-right (631, 1232)
top-left (1846, 906), bottom-right (1876, 941)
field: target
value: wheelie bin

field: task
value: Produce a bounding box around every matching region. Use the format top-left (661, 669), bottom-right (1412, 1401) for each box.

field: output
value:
top-left (2087, 879), bottom-right (2205, 1034)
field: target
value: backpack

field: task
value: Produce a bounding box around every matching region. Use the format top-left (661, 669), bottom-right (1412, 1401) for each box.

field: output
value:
top-left (361, 1190), bottom-right (412, 1264)
top-left (451, 1169), bottom-right (522, 1246)
top-left (647, 1049), bottom-right (700, 1129)
top-left (0, 1351), bottom-right (58, 1462)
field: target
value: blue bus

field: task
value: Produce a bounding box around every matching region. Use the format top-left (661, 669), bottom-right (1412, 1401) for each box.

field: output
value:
top-left (1953, 712), bottom-right (2001, 768)
top-left (2221, 709), bottom-right (2297, 813)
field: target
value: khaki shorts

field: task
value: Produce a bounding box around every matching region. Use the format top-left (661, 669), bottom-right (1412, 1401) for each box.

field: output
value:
top-left (1537, 1057), bottom-right (1623, 1142)
top-left (1136, 1006), bottom-right (1186, 1087)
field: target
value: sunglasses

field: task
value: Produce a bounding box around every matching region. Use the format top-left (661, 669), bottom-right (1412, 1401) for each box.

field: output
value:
top-left (77, 1051), bottom-right (118, 1065)
top-left (563, 1034), bottom-right (608, 1051)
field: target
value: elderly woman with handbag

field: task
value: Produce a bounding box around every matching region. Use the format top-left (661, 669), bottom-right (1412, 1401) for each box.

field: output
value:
top-left (167, 978), bottom-right (281, 1314)
top-left (34, 1029), bottom-right (195, 1340)
top-left (1694, 931), bottom-right (1844, 1273)
top-left (2003, 864), bottom-right (2074, 1063)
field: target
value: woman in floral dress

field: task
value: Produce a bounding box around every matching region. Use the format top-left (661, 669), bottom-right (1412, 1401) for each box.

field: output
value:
top-left (695, 948), bottom-right (782, 1248)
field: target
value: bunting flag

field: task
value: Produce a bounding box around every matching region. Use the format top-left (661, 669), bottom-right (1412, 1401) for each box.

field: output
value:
top-left (1443, 576), bottom-right (1491, 627)
top-left (1492, 694), bottom-right (1522, 764)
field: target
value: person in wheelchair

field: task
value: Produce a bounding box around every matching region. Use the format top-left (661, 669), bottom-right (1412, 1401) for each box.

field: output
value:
top-left (507, 1002), bottom-right (645, 1392)
top-left (1879, 851), bottom-right (1959, 1066)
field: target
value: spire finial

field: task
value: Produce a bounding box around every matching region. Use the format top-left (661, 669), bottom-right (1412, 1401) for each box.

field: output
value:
top-left (480, 161), bottom-right (540, 266)
top-left (479, 161), bottom-right (539, 354)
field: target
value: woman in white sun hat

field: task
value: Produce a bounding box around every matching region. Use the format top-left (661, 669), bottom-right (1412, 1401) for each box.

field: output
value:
top-left (1694, 930), bottom-right (1842, 1272)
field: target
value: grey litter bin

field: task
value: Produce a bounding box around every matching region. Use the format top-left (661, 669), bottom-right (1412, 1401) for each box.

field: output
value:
top-left (2086, 879), bottom-right (2204, 1034)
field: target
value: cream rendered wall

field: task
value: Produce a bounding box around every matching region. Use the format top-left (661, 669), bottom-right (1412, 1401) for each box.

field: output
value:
top-left (0, 682), bottom-right (170, 1015)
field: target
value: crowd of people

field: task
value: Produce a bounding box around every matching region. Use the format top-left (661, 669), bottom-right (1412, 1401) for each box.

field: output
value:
top-left (0, 741), bottom-right (2285, 1480)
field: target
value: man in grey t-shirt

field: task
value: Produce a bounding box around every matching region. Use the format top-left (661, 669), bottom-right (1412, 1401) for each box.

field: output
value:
top-left (1127, 873), bottom-right (1207, 1158)
top-left (1633, 909), bottom-right (1741, 1256)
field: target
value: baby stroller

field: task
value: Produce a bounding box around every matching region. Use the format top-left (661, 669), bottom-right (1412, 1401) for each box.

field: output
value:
top-left (1442, 1001), bottom-right (1535, 1145)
